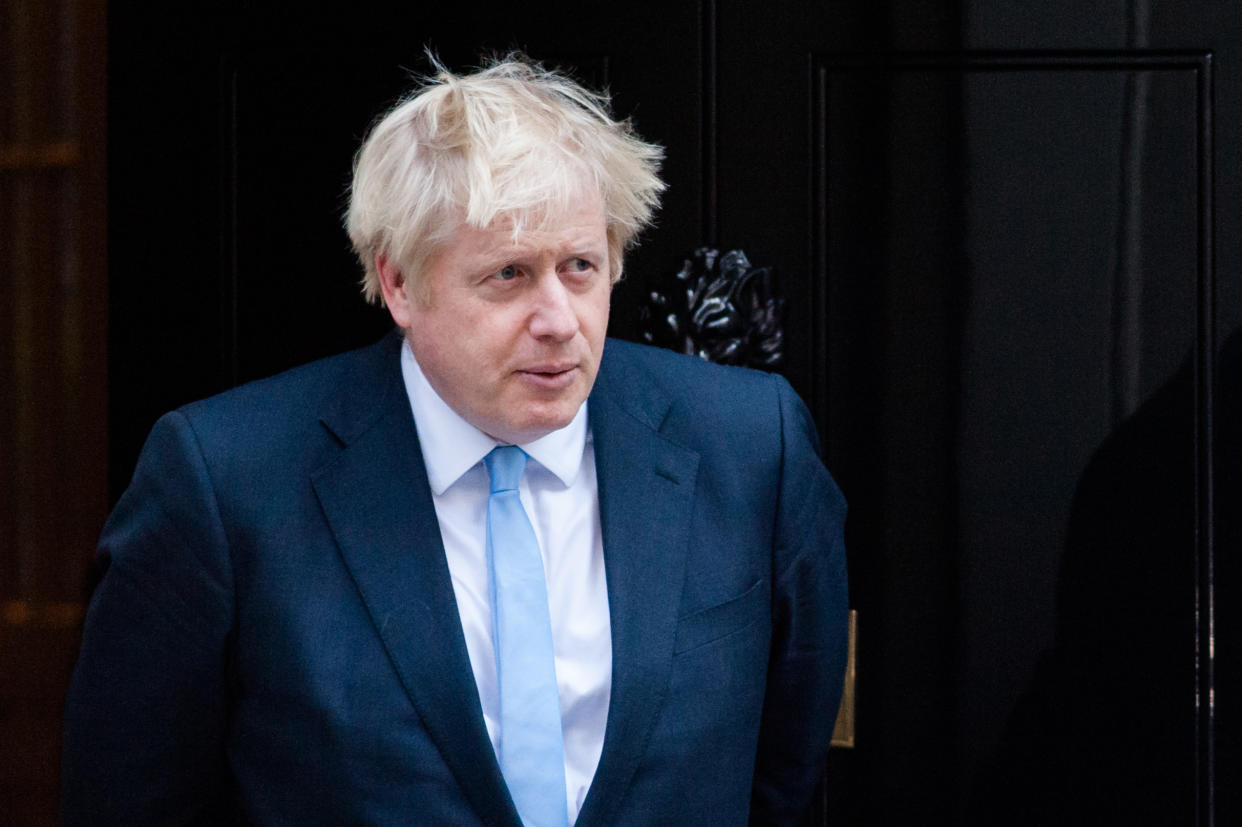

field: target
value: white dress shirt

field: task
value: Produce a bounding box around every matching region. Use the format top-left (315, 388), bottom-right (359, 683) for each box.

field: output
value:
top-left (400, 340), bottom-right (611, 823)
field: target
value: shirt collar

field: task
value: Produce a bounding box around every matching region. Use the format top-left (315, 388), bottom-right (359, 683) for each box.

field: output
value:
top-left (400, 338), bottom-right (588, 495)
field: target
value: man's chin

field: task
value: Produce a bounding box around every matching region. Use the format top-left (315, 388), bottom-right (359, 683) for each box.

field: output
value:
top-left (487, 402), bottom-right (583, 445)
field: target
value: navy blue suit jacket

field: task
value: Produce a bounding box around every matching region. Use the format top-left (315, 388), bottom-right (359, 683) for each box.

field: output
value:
top-left (62, 333), bottom-right (848, 825)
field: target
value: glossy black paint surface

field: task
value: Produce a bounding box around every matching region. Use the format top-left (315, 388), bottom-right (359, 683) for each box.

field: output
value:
top-left (107, 2), bottom-right (1240, 824)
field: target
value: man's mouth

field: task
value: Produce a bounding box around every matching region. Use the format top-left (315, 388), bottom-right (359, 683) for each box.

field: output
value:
top-left (517, 364), bottom-right (578, 389)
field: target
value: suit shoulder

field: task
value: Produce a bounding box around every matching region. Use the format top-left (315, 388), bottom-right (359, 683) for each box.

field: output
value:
top-left (598, 339), bottom-right (800, 454)
top-left (601, 338), bottom-right (778, 399)
top-left (168, 333), bottom-right (400, 463)
top-left (179, 335), bottom-right (396, 424)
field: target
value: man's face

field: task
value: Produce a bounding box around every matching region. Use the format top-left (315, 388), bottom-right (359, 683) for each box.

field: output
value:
top-left (393, 195), bottom-right (612, 445)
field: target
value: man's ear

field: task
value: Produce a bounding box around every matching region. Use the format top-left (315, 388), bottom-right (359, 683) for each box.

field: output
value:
top-left (375, 255), bottom-right (413, 329)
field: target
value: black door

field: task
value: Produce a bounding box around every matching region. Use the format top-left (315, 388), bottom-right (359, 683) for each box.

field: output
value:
top-left (109, 2), bottom-right (1236, 824)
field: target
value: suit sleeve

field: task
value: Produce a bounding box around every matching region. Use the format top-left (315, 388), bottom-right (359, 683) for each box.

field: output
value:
top-left (749, 375), bottom-right (849, 824)
top-left (61, 411), bottom-right (236, 825)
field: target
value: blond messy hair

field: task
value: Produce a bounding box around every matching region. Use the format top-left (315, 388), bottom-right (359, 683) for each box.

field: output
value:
top-left (346, 54), bottom-right (666, 305)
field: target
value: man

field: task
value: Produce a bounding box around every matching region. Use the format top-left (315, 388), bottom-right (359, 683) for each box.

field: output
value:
top-left (62, 57), bottom-right (848, 825)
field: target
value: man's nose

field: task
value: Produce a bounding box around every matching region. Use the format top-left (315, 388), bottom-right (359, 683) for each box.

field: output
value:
top-left (527, 272), bottom-right (579, 341)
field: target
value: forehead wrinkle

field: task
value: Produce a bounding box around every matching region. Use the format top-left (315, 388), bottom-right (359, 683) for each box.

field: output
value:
top-left (463, 200), bottom-right (606, 261)
top-left (476, 169), bottom-right (603, 239)
top-left (452, 225), bottom-right (521, 268)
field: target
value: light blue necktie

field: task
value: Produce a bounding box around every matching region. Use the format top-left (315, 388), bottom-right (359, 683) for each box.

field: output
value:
top-left (485, 446), bottom-right (569, 827)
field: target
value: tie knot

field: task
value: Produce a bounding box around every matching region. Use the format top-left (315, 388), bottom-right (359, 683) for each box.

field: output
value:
top-left (485, 445), bottom-right (528, 493)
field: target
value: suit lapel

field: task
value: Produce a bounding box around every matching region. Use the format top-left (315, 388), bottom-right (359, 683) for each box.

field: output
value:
top-left (577, 348), bottom-right (700, 826)
top-left (309, 337), bottom-right (699, 825)
top-left (310, 334), bottom-right (518, 826)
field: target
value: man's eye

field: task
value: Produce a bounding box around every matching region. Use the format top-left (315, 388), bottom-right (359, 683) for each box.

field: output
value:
top-left (569, 258), bottom-right (593, 272)
top-left (491, 265), bottom-right (518, 281)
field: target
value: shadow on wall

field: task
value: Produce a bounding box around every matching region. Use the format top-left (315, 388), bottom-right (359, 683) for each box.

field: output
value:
top-left (968, 327), bottom-right (1239, 827)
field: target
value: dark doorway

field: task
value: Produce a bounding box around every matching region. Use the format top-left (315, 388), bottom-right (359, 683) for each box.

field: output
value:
top-left (105, 2), bottom-right (1237, 824)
